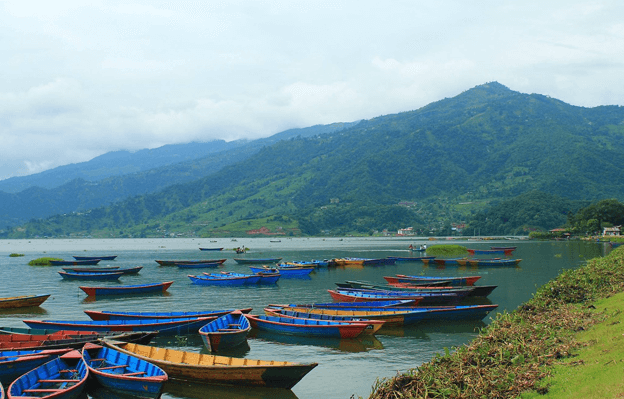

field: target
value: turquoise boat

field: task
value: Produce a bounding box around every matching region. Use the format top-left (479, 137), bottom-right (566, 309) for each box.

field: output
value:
top-left (199, 310), bottom-right (251, 352)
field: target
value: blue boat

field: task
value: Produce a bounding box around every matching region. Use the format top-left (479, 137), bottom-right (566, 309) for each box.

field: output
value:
top-left (73, 256), bottom-right (118, 261)
top-left (0, 348), bottom-right (73, 385)
top-left (198, 247), bottom-right (223, 251)
top-left (198, 310), bottom-right (251, 352)
top-left (49, 259), bottom-right (101, 266)
top-left (188, 273), bottom-right (260, 286)
top-left (329, 288), bottom-right (468, 305)
top-left (262, 308), bottom-right (385, 335)
top-left (62, 266), bottom-right (142, 275)
top-left (221, 271), bottom-right (280, 284)
top-left (175, 262), bottom-right (222, 269)
top-left (249, 266), bottom-right (314, 277)
top-left (386, 255), bottom-right (436, 262)
top-left (22, 317), bottom-right (214, 335)
top-left (58, 271), bottom-right (123, 281)
top-left (8, 349), bottom-right (89, 399)
top-left (84, 308), bottom-right (252, 321)
top-left (233, 258), bottom-right (282, 264)
top-left (278, 300), bottom-right (420, 309)
top-left (245, 314), bottom-right (370, 338)
top-left (82, 342), bottom-right (168, 399)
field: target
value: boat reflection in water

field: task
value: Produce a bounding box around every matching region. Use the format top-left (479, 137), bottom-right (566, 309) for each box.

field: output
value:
top-left (162, 379), bottom-right (300, 399)
top-left (248, 329), bottom-right (383, 353)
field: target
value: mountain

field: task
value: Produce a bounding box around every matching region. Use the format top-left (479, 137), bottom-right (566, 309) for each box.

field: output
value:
top-left (0, 122), bottom-right (358, 229)
top-left (7, 82), bottom-right (624, 238)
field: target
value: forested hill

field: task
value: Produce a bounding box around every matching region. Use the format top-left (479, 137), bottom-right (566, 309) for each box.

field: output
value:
top-left (8, 82), bottom-right (624, 238)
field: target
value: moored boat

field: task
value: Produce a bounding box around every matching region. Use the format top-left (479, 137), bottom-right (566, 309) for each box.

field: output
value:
top-left (155, 259), bottom-right (226, 266)
top-left (0, 295), bottom-right (51, 310)
top-left (22, 317), bottom-right (214, 335)
top-left (233, 257), bottom-right (282, 264)
top-left (73, 256), bottom-right (117, 261)
top-left (49, 259), bottom-right (101, 266)
top-left (262, 308), bottom-right (385, 335)
top-left (328, 289), bottom-right (466, 306)
top-left (466, 248), bottom-right (515, 255)
top-left (102, 341), bottom-right (317, 389)
top-left (0, 348), bottom-right (73, 385)
top-left (198, 310), bottom-right (251, 352)
top-left (175, 262), bottom-right (222, 269)
top-left (198, 248), bottom-right (223, 251)
top-left (466, 258), bottom-right (522, 267)
top-left (220, 271), bottom-right (280, 284)
top-left (386, 255), bottom-right (436, 262)
top-left (84, 308), bottom-right (252, 321)
top-left (0, 329), bottom-right (156, 351)
top-left (7, 349), bottom-right (88, 399)
top-left (385, 274), bottom-right (482, 286)
top-left (188, 274), bottom-right (260, 286)
top-left (61, 266), bottom-right (142, 275)
top-left (82, 342), bottom-right (168, 399)
top-left (246, 314), bottom-right (370, 338)
top-left (248, 265), bottom-right (314, 277)
top-left (79, 281), bottom-right (173, 297)
top-left (58, 271), bottom-right (123, 281)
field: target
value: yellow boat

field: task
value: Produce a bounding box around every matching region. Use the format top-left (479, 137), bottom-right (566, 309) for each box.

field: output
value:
top-left (0, 294), bottom-right (50, 309)
top-left (102, 341), bottom-right (317, 389)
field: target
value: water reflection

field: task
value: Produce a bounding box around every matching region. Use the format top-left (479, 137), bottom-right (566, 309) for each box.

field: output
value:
top-left (0, 306), bottom-right (48, 317)
top-left (162, 380), bottom-right (300, 399)
top-left (248, 329), bottom-right (383, 352)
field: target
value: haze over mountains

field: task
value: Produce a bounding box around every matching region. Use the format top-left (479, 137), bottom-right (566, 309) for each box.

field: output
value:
top-left (3, 82), bottom-right (624, 238)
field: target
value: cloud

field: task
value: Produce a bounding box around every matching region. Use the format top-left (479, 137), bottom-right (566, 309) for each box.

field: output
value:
top-left (1, 1), bottom-right (624, 180)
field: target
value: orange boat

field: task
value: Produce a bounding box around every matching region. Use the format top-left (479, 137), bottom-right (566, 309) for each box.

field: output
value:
top-left (0, 294), bottom-right (50, 309)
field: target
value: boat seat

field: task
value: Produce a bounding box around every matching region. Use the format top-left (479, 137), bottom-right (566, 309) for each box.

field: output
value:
top-left (228, 324), bottom-right (241, 327)
top-left (38, 379), bottom-right (77, 383)
top-left (23, 388), bottom-right (65, 392)
top-left (97, 364), bottom-right (128, 370)
top-left (122, 371), bottom-right (146, 376)
top-left (59, 369), bottom-right (78, 373)
top-left (217, 328), bottom-right (240, 331)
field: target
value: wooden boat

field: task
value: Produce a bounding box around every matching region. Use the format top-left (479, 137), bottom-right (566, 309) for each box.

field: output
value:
top-left (0, 328), bottom-right (156, 351)
top-left (384, 274), bottom-right (482, 286)
top-left (430, 258), bottom-right (470, 266)
top-left (198, 310), bottom-right (251, 352)
top-left (102, 341), bottom-right (317, 389)
top-left (262, 308), bottom-right (385, 335)
top-left (267, 304), bottom-right (499, 326)
top-left (246, 314), bottom-right (370, 338)
top-left (233, 258), bottom-right (282, 264)
top-left (155, 259), bottom-right (226, 266)
top-left (386, 255), bottom-right (436, 262)
top-left (73, 256), bottom-right (117, 261)
top-left (220, 272), bottom-right (280, 284)
top-left (62, 266), bottom-right (142, 275)
top-left (336, 281), bottom-right (492, 297)
top-left (22, 317), bottom-right (214, 335)
top-left (188, 274), bottom-right (260, 286)
top-left (7, 349), bottom-right (88, 399)
top-left (58, 271), bottom-right (123, 281)
top-left (248, 265), bottom-right (313, 277)
top-left (0, 348), bottom-right (73, 385)
top-left (466, 258), bottom-right (522, 267)
top-left (175, 262), bottom-right (222, 269)
top-left (84, 308), bottom-right (252, 321)
top-left (198, 248), bottom-right (223, 251)
top-left (82, 342), bottom-right (168, 399)
top-left (0, 295), bottom-right (50, 310)
top-left (286, 300), bottom-right (418, 308)
top-left (79, 281), bottom-right (173, 297)
top-left (331, 258), bottom-right (366, 267)
top-left (387, 282), bottom-right (498, 297)
top-left (466, 248), bottom-right (515, 255)
top-left (49, 259), bottom-right (101, 266)
top-left (489, 246), bottom-right (517, 251)
top-left (328, 289), bottom-right (465, 306)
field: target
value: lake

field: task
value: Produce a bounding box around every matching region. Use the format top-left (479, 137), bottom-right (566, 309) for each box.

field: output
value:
top-left (0, 237), bottom-right (609, 399)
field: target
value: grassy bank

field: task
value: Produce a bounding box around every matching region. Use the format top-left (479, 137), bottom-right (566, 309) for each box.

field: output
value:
top-left (368, 248), bottom-right (624, 399)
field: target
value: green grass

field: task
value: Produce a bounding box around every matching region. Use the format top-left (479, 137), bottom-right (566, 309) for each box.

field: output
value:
top-left (521, 292), bottom-right (624, 398)
top-left (425, 244), bottom-right (469, 256)
top-left (28, 257), bottom-right (62, 266)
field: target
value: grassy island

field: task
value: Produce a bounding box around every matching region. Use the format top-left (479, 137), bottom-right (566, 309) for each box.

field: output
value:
top-left (368, 247), bottom-right (624, 398)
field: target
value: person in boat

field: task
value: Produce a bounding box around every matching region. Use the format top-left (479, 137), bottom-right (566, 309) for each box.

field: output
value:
top-left (409, 244), bottom-right (414, 250)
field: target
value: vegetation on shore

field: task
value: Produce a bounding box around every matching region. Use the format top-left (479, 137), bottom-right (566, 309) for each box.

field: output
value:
top-left (422, 244), bottom-right (468, 257)
top-left (9, 253), bottom-right (24, 257)
top-left (368, 248), bottom-right (624, 398)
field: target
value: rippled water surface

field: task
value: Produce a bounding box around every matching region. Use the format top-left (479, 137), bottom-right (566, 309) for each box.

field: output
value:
top-left (0, 237), bottom-right (608, 398)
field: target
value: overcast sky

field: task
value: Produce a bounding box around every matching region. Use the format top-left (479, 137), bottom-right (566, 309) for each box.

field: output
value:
top-left (1, 1), bottom-right (623, 181)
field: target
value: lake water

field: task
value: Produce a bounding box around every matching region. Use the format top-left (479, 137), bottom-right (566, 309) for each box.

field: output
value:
top-left (0, 237), bottom-right (609, 399)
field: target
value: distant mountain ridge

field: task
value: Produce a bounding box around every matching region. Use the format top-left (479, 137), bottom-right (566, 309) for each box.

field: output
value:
top-left (7, 82), bottom-right (624, 238)
top-left (0, 122), bottom-right (358, 229)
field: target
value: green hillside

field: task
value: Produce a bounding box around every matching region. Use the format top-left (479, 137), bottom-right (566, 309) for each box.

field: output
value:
top-left (8, 82), bottom-right (624, 238)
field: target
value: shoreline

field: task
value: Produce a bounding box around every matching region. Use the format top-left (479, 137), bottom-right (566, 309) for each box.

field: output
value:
top-left (367, 247), bottom-right (624, 398)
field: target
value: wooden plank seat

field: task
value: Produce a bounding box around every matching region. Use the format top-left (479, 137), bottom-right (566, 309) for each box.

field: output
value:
top-left (228, 324), bottom-right (242, 327)
top-left (59, 369), bottom-right (78, 373)
top-left (122, 371), bottom-right (146, 376)
top-left (217, 328), bottom-right (241, 332)
top-left (38, 379), bottom-right (77, 383)
top-left (23, 388), bottom-right (65, 392)
top-left (97, 364), bottom-right (128, 370)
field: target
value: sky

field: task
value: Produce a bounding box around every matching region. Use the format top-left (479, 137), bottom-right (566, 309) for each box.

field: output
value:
top-left (1, 1), bottom-right (624, 181)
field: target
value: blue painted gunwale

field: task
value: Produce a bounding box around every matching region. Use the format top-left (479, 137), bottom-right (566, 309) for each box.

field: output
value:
top-left (83, 308), bottom-right (252, 321)
top-left (79, 281), bottom-right (173, 297)
top-left (188, 274), bottom-right (259, 286)
top-left (248, 266), bottom-right (314, 276)
top-left (220, 272), bottom-right (280, 284)
top-left (22, 317), bottom-right (214, 335)
top-left (175, 262), bottom-right (222, 269)
top-left (198, 311), bottom-right (251, 352)
top-left (82, 343), bottom-right (167, 399)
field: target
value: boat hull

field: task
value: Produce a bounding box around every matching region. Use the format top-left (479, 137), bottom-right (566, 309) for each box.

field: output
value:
top-left (0, 295), bottom-right (50, 309)
top-left (84, 308), bottom-right (252, 321)
top-left (246, 314), bottom-right (368, 338)
top-left (199, 311), bottom-right (251, 352)
top-left (79, 281), bottom-right (173, 297)
top-left (0, 348), bottom-right (72, 385)
top-left (103, 341), bottom-right (317, 389)
top-left (22, 317), bottom-right (213, 335)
